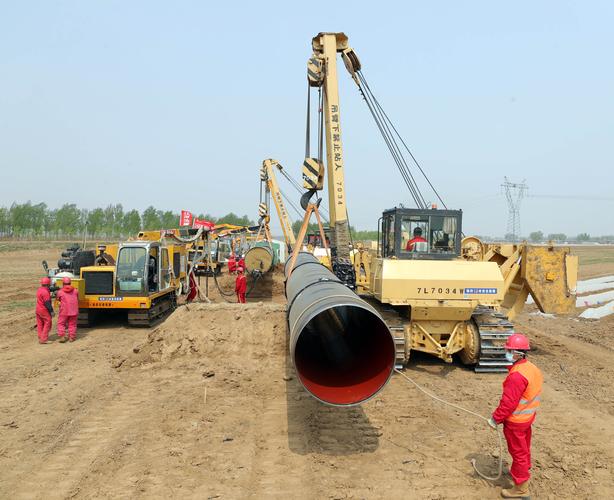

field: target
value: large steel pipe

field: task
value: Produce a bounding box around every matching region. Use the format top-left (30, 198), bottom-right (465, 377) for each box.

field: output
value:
top-left (285, 253), bottom-right (395, 406)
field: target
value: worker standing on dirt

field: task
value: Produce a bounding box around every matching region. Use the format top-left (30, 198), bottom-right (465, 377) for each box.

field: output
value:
top-left (35, 277), bottom-right (54, 344)
top-left (488, 333), bottom-right (543, 499)
top-left (235, 267), bottom-right (247, 304)
top-left (56, 277), bottom-right (79, 343)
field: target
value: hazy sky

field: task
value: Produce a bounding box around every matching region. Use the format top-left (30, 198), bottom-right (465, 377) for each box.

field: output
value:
top-left (1, 1), bottom-right (612, 237)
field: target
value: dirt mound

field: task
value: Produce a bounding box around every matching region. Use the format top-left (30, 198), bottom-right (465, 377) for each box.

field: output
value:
top-left (131, 302), bottom-right (287, 366)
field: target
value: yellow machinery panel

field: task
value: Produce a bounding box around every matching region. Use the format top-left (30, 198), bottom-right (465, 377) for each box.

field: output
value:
top-left (373, 258), bottom-right (505, 306)
top-left (522, 245), bottom-right (577, 314)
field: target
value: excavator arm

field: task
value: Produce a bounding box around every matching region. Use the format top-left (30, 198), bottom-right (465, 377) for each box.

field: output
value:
top-left (260, 159), bottom-right (296, 251)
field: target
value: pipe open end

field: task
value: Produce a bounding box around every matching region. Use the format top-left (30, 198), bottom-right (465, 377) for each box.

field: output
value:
top-left (293, 304), bottom-right (395, 406)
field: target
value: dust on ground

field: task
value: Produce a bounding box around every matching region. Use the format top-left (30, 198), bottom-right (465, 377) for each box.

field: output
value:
top-left (0, 246), bottom-right (613, 499)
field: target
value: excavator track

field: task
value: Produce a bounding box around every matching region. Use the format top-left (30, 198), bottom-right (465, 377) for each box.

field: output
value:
top-left (127, 293), bottom-right (176, 327)
top-left (472, 307), bottom-right (514, 373)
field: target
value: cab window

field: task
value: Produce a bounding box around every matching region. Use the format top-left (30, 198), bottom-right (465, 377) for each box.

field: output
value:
top-left (430, 215), bottom-right (457, 254)
top-left (383, 214), bottom-right (395, 257)
top-left (401, 216), bottom-right (429, 253)
top-left (116, 247), bottom-right (146, 293)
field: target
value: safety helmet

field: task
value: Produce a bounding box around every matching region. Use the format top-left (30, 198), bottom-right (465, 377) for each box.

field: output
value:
top-left (237, 267), bottom-right (244, 273)
top-left (504, 333), bottom-right (530, 351)
top-left (62, 277), bottom-right (72, 285)
top-left (40, 277), bottom-right (51, 285)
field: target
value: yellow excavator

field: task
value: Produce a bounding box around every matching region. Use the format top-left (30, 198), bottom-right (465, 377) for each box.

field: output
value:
top-left (287, 32), bottom-right (577, 372)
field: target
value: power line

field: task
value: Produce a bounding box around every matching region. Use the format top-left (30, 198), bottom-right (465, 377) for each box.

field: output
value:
top-left (528, 194), bottom-right (614, 201)
top-left (502, 177), bottom-right (527, 242)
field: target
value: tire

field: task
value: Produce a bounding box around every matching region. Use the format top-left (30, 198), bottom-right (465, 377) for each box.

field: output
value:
top-left (459, 320), bottom-right (480, 365)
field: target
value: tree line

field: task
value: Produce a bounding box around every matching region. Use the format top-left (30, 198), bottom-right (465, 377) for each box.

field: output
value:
top-left (0, 202), bottom-right (254, 239)
top-left (527, 231), bottom-right (613, 243)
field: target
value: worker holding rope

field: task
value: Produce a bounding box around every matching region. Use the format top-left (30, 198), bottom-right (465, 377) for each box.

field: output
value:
top-left (488, 333), bottom-right (543, 499)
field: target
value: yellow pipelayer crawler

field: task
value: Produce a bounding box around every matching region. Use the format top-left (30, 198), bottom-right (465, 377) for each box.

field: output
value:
top-left (354, 229), bottom-right (577, 371)
top-left (297, 32), bottom-right (578, 372)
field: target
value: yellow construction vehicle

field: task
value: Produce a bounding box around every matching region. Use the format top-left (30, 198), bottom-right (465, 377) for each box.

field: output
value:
top-left (287, 32), bottom-right (578, 372)
top-left (45, 230), bottom-right (205, 327)
top-left (73, 230), bottom-right (198, 326)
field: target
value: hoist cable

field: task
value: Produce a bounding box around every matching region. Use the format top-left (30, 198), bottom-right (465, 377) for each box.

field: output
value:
top-left (357, 71), bottom-right (427, 208)
top-left (356, 72), bottom-right (424, 208)
top-left (305, 80), bottom-right (311, 158)
top-left (357, 71), bottom-right (428, 208)
top-left (356, 73), bottom-right (426, 208)
top-left (358, 71), bottom-right (448, 209)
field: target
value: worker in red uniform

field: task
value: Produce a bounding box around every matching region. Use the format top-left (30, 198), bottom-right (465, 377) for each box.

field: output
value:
top-left (405, 227), bottom-right (427, 251)
top-left (235, 267), bottom-right (247, 304)
top-left (488, 333), bottom-right (543, 498)
top-left (56, 277), bottom-right (79, 343)
top-left (35, 277), bottom-right (54, 344)
top-left (228, 253), bottom-right (237, 273)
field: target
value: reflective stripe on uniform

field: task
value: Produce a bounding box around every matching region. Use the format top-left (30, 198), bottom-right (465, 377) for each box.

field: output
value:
top-left (513, 408), bottom-right (537, 415)
top-left (507, 360), bottom-right (544, 424)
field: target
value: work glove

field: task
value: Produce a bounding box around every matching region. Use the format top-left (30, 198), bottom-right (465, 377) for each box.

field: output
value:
top-left (487, 417), bottom-right (498, 429)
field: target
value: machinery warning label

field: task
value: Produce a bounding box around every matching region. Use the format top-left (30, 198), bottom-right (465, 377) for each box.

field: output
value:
top-left (463, 288), bottom-right (497, 295)
top-left (97, 297), bottom-right (123, 301)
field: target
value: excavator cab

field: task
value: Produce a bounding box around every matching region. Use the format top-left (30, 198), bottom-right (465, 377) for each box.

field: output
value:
top-left (116, 242), bottom-right (172, 296)
top-left (379, 207), bottom-right (462, 260)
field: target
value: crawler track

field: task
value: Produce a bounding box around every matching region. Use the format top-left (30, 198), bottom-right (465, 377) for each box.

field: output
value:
top-left (472, 307), bottom-right (514, 373)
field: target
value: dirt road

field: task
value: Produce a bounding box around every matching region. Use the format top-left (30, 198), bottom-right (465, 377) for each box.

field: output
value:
top-left (1, 248), bottom-right (613, 499)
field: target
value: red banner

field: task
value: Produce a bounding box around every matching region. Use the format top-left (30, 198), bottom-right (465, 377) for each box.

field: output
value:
top-left (179, 210), bottom-right (193, 227)
top-left (193, 218), bottom-right (215, 230)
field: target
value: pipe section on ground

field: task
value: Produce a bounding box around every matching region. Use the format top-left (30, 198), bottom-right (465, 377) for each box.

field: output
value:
top-left (285, 252), bottom-right (395, 406)
top-left (245, 245), bottom-right (274, 274)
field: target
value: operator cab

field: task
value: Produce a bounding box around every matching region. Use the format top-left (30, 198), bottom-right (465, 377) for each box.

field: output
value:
top-left (379, 207), bottom-right (462, 260)
top-left (115, 242), bottom-right (172, 296)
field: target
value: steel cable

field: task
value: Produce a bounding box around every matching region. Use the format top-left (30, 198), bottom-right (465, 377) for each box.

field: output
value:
top-left (394, 368), bottom-right (503, 481)
top-left (357, 71), bottom-right (448, 209)
top-left (355, 73), bottom-right (426, 208)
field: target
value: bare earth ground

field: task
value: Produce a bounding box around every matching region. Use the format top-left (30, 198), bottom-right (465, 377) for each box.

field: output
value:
top-left (0, 246), bottom-right (613, 499)
top-left (572, 244), bottom-right (614, 279)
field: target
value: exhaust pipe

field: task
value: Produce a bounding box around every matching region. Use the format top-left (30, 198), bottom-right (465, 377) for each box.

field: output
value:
top-left (285, 253), bottom-right (395, 406)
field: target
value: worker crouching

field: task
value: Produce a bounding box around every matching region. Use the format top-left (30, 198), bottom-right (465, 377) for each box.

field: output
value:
top-left (235, 267), bottom-right (247, 304)
top-left (56, 277), bottom-right (79, 342)
top-left (35, 277), bottom-right (54, 344)
top-left (488, 333), bottom-right (543, 499)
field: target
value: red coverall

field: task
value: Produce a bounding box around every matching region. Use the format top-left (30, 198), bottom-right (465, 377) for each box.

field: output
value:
top-left (492, 359), bottom-right (541, 485)
top-left (228, 255), bottom-right (237, 273)
top-left (56, 284), bottom-right (79, 340)
top-left (35, 286), bottom-right (53, 343)
top-left (405, 236), bottom-right (427, 251)
top-left (235, 274), bottom-right (247, 304)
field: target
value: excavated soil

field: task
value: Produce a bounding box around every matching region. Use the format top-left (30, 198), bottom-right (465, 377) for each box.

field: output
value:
top-left (0, 247), bottom-right (613, 499)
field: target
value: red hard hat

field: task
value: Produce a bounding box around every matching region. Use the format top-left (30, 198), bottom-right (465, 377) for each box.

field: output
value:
top-left (504, 333), bottom-right (530, 351)
top-left (40, 277), bottom-right (51, 285)
top-left (237, 267), bottom-right (244, 272)
top-left (62, 277), bottom-right (72, 285)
